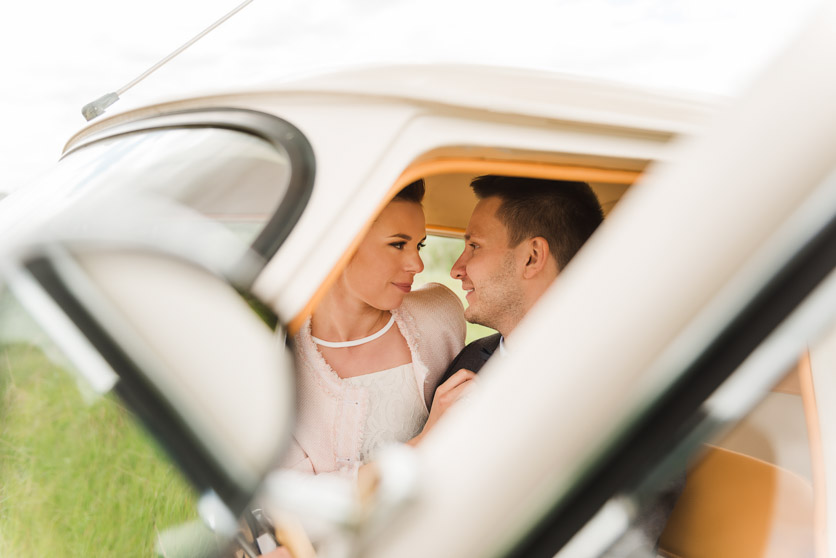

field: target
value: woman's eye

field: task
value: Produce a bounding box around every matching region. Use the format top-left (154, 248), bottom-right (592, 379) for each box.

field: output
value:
top-left (390, 242), bottom-right (405, 250)
top-left (417, 242), bottom-right (427, 251)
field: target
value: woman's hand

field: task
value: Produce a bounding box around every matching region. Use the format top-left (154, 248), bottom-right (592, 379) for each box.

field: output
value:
top-left (409, 368), bottom-right (477, 445)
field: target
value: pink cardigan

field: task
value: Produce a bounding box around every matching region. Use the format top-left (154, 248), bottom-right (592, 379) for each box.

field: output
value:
top-left (280, 283), bottom-right (466, 476)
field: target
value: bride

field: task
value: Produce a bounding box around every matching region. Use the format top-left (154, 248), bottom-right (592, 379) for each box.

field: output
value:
top-left (281, 180), bottom-right (472, 476)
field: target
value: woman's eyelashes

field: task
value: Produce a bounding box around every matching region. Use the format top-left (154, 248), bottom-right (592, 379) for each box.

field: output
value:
top-left (389, 239), bottom-right (427, 251)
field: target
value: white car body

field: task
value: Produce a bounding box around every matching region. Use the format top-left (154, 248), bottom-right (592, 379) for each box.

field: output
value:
top-left (2, 3), bottom-right (836, 558)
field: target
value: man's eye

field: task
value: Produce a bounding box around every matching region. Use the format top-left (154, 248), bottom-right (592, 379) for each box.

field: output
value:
top-left (469, 243), bottom-right (479, 250)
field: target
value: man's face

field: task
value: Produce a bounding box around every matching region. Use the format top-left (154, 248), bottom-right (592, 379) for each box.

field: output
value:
top-left (451, 197), bottom-right (526, 334)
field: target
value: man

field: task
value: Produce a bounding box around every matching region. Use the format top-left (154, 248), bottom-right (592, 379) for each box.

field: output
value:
top-left (417, 174), bottom-right (603, 432)
top-left (444, 174), bottom-right (602, 378)
top-left (429, 174), bottom-right (681, 556)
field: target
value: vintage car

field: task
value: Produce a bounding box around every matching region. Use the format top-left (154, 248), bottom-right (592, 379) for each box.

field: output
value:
top-left (1, 3), bottom-right (835, 557)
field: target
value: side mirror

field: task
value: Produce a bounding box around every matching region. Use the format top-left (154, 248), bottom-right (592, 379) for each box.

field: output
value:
top-left (1, 243), bottom-right (294, 539)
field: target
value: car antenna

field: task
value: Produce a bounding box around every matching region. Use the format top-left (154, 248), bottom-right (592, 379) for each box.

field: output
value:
top-left (81, 0), bottom-right (255, 122)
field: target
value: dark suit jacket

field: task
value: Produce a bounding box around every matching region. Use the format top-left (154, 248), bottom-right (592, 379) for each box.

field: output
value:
top-left (440, 333), bottom-right (683, 554)
top-left (439, 332), bottom-right (501, 383)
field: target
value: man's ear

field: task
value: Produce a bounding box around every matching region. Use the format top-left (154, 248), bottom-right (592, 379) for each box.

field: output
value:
top-left (522, 237), bottom-right (551, 279)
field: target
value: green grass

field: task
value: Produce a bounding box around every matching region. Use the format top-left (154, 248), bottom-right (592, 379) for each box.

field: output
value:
top-left (415, 235), bottom-right (496, 344)
top-left (0, 341), bottom-right (202, 556)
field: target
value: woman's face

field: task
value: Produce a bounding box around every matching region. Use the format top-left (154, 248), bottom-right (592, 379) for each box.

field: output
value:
top-left (342, 200), bottom-right (426, 310)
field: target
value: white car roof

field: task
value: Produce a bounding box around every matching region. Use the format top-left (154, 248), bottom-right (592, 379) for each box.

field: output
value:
top-left (67, 63), bottom-right (720, 152)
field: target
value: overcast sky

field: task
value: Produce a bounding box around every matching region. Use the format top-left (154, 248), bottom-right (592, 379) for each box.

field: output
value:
top-left (0, 0), bottom-right (821, 195)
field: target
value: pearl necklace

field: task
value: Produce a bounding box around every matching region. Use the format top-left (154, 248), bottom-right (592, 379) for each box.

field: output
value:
top-left (311, 314), bottom-right (395, 348)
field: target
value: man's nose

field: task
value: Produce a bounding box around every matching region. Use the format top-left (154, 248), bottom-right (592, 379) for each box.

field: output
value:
top-left (451, 251), bottom-right (467, 280)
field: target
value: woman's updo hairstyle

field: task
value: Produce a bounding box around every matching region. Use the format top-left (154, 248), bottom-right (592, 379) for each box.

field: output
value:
top-left (393, 179), bottom-right (425, 203)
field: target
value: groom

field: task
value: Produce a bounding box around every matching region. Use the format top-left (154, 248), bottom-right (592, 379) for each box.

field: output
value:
top-left (429, 174), bottom-right (681, 555)
top-left (445, 174), bottom-right (603, 378)
top-left (420, 174), bottom-right (603, 426)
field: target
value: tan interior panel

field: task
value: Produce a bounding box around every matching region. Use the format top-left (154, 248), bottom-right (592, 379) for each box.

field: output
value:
top-left (424, 173), bottom-right (479, 233)
top-left (424, 174), bottom-right (631, 235)
top-left (773, 360), bottom-right (803, 395)
top-left (413, 146), bottom-right (651, 174)
top-left (594, 182), bottom-right (632, 216)
top-left (659, 445), bottom-right (814, 558)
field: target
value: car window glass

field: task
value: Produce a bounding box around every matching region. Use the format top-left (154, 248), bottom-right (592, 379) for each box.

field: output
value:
top-left (6, 127), bottom-right (291, 252)
top-left (0, 287), bottom-right (229, 557)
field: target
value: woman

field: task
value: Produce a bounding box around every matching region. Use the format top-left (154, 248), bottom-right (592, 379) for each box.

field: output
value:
top-left (280, 180), bottom-right (469, 477)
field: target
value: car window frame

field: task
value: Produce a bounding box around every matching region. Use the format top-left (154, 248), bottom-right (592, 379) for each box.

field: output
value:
top-left (62, 107), bottom-right (316, 277)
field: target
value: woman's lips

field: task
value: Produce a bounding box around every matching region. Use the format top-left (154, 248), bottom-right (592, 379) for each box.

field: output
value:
top-left (393, 283), bottom-right (412, 293)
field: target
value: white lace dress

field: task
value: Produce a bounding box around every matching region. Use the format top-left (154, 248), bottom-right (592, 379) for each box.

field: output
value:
top-left (343, 363), bottom-right (428, 463)
top-left (281, 283), bottom-right (466, 475)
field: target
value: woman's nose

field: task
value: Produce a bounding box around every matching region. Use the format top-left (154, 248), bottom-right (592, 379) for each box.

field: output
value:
top-left (407, 250), bottom-right (424, 274)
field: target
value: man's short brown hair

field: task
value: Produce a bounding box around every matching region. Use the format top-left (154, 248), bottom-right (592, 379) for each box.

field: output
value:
top-left (471, 175), bottom-right (604, 270)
